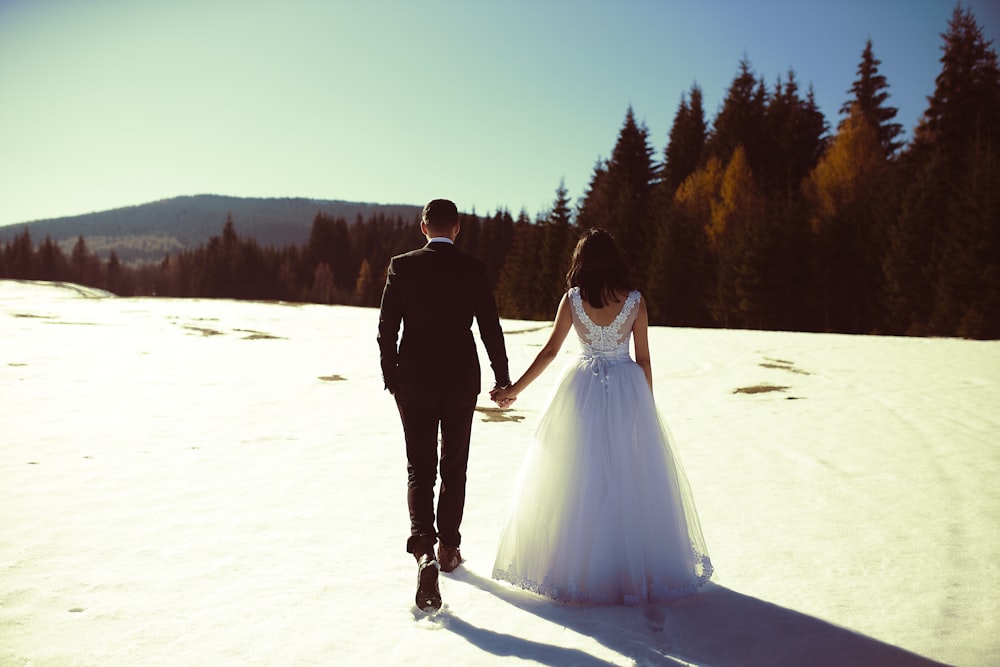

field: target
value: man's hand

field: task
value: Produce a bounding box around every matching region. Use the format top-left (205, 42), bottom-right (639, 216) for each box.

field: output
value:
top-left (490, 384), bottom-right (516, 409)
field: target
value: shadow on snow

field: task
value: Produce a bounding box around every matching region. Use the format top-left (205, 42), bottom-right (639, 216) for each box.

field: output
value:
top-left (444, 569), bottom-right (950, 667)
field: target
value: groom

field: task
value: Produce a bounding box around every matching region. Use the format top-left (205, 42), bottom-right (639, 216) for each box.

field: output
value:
top-left (377, 198), bottom-right (511, 611)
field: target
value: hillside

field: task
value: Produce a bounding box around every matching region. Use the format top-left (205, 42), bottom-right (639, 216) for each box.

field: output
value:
top-left (0, 195), bottom-right (423, 263)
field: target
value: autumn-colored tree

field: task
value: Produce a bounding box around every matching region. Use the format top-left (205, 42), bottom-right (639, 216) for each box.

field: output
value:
top-left (707, 146), bottom-right (771, 327)
top-left (354, 257), bottom-right (381, 307)
top-left (805, 106), bottom-right (889, 332)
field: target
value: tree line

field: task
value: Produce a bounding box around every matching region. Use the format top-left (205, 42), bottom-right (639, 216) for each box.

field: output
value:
top-left (1, 6), bottom-right (997, 338)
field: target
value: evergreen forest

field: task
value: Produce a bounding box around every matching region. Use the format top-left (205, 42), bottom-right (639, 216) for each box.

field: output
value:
top-left (2, 7), bottom-right (998, 338)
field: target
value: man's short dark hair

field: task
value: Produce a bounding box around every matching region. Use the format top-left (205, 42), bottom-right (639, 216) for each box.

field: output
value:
top-left (422, 199), bottom-right (459, 231)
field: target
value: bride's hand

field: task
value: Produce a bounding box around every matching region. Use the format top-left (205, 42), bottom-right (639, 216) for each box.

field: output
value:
top-left (491, 385), bottom-right (517, 408)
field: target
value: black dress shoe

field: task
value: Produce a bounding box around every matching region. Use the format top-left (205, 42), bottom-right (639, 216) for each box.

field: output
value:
top-left (437, 543), bottom-right (463, 573)
top-left (415, 555), bottom-right (441, 612)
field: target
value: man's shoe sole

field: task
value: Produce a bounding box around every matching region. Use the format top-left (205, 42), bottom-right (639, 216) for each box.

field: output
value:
top-left (416, 559), bottom-right (441, 612)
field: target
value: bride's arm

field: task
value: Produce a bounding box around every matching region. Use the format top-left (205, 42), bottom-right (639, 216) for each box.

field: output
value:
top-left (493, 294), bottom-right (573, 403)
top-left (633, 298), bottom-right (654, 394)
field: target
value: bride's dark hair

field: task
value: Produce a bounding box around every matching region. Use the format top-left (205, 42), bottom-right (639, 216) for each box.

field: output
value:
top-left (565, 228), bottom-right (633, 308)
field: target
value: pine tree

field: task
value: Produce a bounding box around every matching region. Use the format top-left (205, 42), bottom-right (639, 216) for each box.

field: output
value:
top-left (106, 250), bottom-right (125, 294)
top-left (886, 5), bottom-right (1000, 336)
top-left (840, 39), bottom-right (904, 157)
top-left (576, 107), bottom-right (656, 274)
top-left (575, 158), bottom-right (610, 232)
top-left (765, 71), bottom-right (828, 194)
top-left (706, 57), bottom-right (769, 176)
top-left (222, 216), bottom-right (238, 249)
top-left (882, 152), bottom-right (940, 334)
top-left (648, 85), bottom-right (712, 326)
top-left (277, 250), bottom-right (301, 302)
top-left (913, 6), bottom-right (1000, 156)
top-left (931, 132), bottom-right (1000, 337)
top-left (538, 181), bottom-right (575, 312)
top-left (496, 210), bottom-right (545, 319)
top-left (8, 229), bottom-right (35, 279)
top-left (662, 84), bottom-right (707, 196)
top-left (36, 236), bottom-right (69, 282)
top-left (476, 208), bottom-right (515, 288)
top-left (457, 212), bottom-right (482, 259)
top-left (647, 198), bottom-right (713, 327)
top-left (306, 213), bottom-right (354, 294)
top-left (70, 236), bottom-right (101, 287)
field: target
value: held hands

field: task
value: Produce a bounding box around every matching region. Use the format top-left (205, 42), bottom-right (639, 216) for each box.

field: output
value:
top-left (490, 384), bottom-right (517, 409)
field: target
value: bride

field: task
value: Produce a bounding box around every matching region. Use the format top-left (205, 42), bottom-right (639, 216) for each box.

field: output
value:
top-left (490, 228), bottom-right (713, 605)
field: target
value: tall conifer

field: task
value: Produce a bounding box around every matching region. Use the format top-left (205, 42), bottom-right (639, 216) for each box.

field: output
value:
top-left (886, 5), bottom-right (1000, 335)
top-left (706, 57), bottom-right (769, 176)
top-left (662, 84), bottom-right (707, 196)
top-left (576, 107), bottom-right (656, 275)
top-left (765, 71), bottom-right (828, 194)
top-left (496, 210), bottom-right (544, 319)
top-left (840, 39), bottom-right (903, 157)
top-left (539, 181), bottom-right (575, 313)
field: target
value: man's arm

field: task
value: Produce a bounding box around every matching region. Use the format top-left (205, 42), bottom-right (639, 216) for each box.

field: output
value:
top-left (377, 259), bottom-right (402, 394)
top-left (474, 267), bottom-right (510, 389)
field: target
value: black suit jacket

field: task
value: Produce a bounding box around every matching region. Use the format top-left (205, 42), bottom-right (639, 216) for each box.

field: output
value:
top-left (377, 241), bottom-right (510, 397)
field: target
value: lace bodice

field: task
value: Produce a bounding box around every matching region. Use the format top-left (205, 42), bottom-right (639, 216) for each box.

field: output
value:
top-left (568, 287), bottom-right (641, 360)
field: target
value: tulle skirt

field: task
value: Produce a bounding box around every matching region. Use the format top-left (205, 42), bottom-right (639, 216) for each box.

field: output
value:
top-left (492, 355), bottom-right (713, 605)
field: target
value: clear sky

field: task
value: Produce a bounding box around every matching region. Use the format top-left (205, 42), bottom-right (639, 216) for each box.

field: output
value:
top-left (1, 0), bottom-right (998, 227)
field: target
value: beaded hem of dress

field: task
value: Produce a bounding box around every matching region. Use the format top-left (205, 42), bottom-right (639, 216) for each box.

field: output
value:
top-left (493, 547), bottom-right (713, 606)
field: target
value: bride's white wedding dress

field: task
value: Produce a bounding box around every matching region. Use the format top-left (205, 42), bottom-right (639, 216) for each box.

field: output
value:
top-left (492, 287), bottom-right (713, 605)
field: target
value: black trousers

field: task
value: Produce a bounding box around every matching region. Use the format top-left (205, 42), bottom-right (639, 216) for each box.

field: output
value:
top-left (395, 389), bottom-right (478, 554)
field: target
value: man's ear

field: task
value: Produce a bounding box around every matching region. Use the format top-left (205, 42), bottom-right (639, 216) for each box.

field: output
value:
top-left (420, 220), bottom-right (429, 236)
top-left (453, 220), bottom-right (461, 237)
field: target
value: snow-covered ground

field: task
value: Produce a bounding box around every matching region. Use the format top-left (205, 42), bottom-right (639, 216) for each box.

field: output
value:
top-left (2, 279), bottom-right (998, 667)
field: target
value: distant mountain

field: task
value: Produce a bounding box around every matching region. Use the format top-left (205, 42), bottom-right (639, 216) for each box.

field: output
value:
top-left (0, 195), bottom-right (423, 264)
